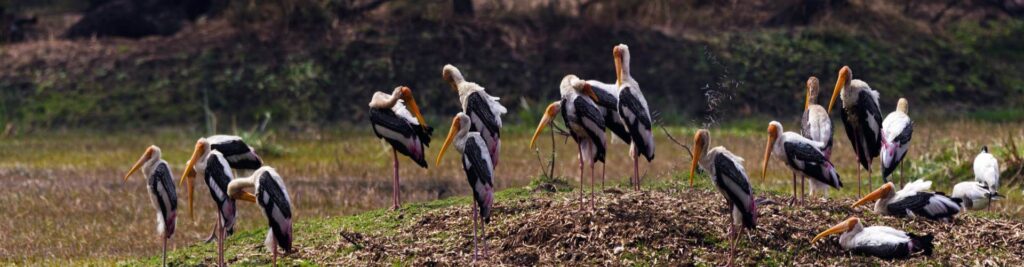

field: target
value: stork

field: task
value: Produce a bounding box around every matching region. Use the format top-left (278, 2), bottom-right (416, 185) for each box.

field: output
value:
top-left (181, 148), bottom-right (256, 267)
top-left (584, 79), bottom-right (632, 189)
top-left (800, 76), bottom-right (834, 200)
top-left (827, 66), bottom-right (883, 197)
top-left (123, 145), bottom-right (177, 267)
top-left (180, 135), bottom-right (263, 218)
top-left (690, 129), bottom-right (756, 266)
top-left (613, 44), bottom-right (655, 191)
top-left (851, 180), bottom-right (961, 222)
top-left (436, 112), bottom-right (495, 262)
top-left (368, 86), bottom-right (432, 210)
top-left (227, 167), bottom-right (293, 266)
top-left (812, 217), bottom-right (934, 259)
top-left (442, 64), bottom-right (506, 168)
top-left (973, 146), bottom-right (1000, 196)
top-left (761, 121), bottom-right (842, 205)
top-left (881, 98), bottom-right (913, 186)
top-left (951, 181), bottom-right (1001, 211)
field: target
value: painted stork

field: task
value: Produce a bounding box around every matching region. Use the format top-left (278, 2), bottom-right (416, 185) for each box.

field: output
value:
top-left (827, 66), bottom-right (883, 197)
top-left (123, 145), bottom-right (177, 267)
top-left (442, 64), bottom-right (506, 168)
top-left (181, 148), bottom-right (256, 267)
top-left (812, 217), bottom-right (934, 259)
top-left (851, 180), bottom-right (961, 222)
top-left (881, 98), bottom-right (913, 185)
top-left (613, 44), bottom-right (655, 191)
top-left (800, 76), bottom-right (834, 199)
top-left (179, 135), bottom-right (263, 217)
top-left (585, 80), bottom-right (632, 189)
top-left (436, 112), bottom-right (495, 261)
top-left (951, 181), bottom-right (1002, 211)
top-left (227, 167), bottom-right (293, 266)
top-left (368, 86), bottom-right (432, 210)
top-left (689, 129), bottom-right (756, 266)
top-left (973, 146), bottom-right (1000, 194)
top-left (761, 121), bottom-right (842, 205)
top-left (529, 75), bottom-right (604, 209)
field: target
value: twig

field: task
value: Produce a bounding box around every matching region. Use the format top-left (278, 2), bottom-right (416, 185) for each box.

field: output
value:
top-left (659, 124), bottom-right (692, 158)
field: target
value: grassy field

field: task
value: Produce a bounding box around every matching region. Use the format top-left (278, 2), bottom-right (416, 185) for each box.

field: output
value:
top-left (0, 119), bottom-right (1022, 264)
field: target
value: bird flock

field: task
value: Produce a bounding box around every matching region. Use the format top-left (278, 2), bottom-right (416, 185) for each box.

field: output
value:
top-left (121, 43), bottom-right (1007, 265)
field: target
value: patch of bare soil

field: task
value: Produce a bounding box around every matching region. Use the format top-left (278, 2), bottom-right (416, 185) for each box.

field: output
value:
top-left (322, 188), bottom-right (1024, 265)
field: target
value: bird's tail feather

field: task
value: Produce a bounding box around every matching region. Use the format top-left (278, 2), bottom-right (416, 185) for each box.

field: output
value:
top-left (909, 233), bottom-right (934, 256)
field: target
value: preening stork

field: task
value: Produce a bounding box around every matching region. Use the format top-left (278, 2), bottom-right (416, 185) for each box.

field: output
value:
top-left (689, 129), bottom-right (756, 266)
top-left (851, 180), bottom-right (961, 222)
top-left (613, 44), bottom-right (655, 191)
top-left (123, 145), bottom-right (177, 267)
top-left (442, 64), bottom-right (507, 168)
top-left (951, 181), bottom-right (1001, 211)
top-left (973, 146), bottom-right (1000, 194)
top-left (881, 98), bottom-right (913, 186)
top-left (800, 76), bottom-right (835, 199)
top-left (827, 66), bottom-right (883, 197)
top-left (436, 112), bottom-right (495, 262)
top-left (812, 217), bottom-right (934, 259)
top-left (368, 86), bottom-right (432, 211)
top-left (585, 79), bottom-right (632, 189)
top-left (181, 148), bottom-right (257, 267)
top-left (529, 75), bottom-right (604, 210)
top-left (180, 135), bottom-right (263, 217)
top-left (761, 121), bottom-right (842, 205)
top-left (227, 167), bottom-right (293, 266)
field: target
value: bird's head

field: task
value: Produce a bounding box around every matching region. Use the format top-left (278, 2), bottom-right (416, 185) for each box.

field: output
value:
top-left (436, 112), bottom-right (471, 166)
top-left (805, 76), bottom-right (820, 110)
top-left (528, 102), bottom-right (562, 150)
top-left (812, 216), bottom-right (860, 244)
top-left (123, 145), bottom-right (159, 182)
top-left (226, 176), bottom-right (258, 203)
top-left (568, 76), bottom-right (599, 102)
top-left (396, 86), bottom-right (428, 128)
top-left (760, 121), bottom-right (782, 181)
top-left (896, 98), bottom-right (909, 114)
top-left (613, 44), bottom-right (630, 86)
top-left (180, 138), bottom-right (210, 218)
top-left (689, 129), bottom-right (710, 187)
top-left (851, 182), bottom-right (895, 208)
top-left (441, 64), bottom-right (464, 91)
top-left (828, 66), bottom-right (852, 113)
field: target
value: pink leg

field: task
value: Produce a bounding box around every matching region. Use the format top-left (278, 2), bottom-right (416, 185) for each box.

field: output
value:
top-left (727, 224), bottom-right (736, 267)
top-left (601, 163), bottom-right (606, 190)
top-left (790, 172), bottom-right (797, 206)
top-left (867, 160), bottom-right (873, 191)
top-left (392, 149), bottom-right (400, 211)
top-left (482, 219), bottom-right (489, 258)
top-left (857, 167), bottom-right (862, 198)
top-left (472, 204), bottom-right (479, 262)
top-left (217, 218), bottom-right (225, 267)
top-left (272, 241), bottom-right (278, 266)
top-left (800, 175), bottom-right (806, 204)
top-left (578, 145), bottom-right (584, 210)
top-left (590, 163), bottom-right (596, 210)
top-left (633, 154), bottom-right (640, 191)
top-left (162, 236), bottom-right (167, 267)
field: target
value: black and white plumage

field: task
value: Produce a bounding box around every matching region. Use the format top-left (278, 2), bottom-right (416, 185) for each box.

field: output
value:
top-left (852, 180), bottom-right (961, 221)
top-left (881, 98), bottom-right (913, 184)
top-left (586, 80), bottom-right (631, 144)
top-left (973, 146), bottom-right (1000, 193)
top-left (436, 112), bottom-right (495, 262)
top-left (951, 181), bottom-right (1001, 210)
top-left (812, 217), bottom-right (934, 260)
top-left (368, 86), bottom-right (432, 210)
top-left (613, 44), bottom-right (655, 191)
top-left (827, 66), bottom-right (883, 196)
top-left (180, 135), bottom-right (263, 218)
top-left (443, 64), bottom-right (506, 168)
top-left (690, 129), bottom-right (757, 267)
top-left (123, 145), bottom-right (178, 267)
top-left (762, 121), bottom-right (842, 204)
top-left (801, 76), bottom-right (835, 198)
top-left (228, 167), bottom-right (293, 266)
top-left (529, 75), bottom-right (605, 210)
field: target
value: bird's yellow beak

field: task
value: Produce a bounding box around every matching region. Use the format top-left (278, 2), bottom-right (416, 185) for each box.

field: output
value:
top-left (761, 123), bottom-right (780, 181)
top-left (181, 140), bottom-right (206, 218)
top-left (689, 130), bottom-right (707, 188)
top-left (529, 102), bottom-right (561, 150)
top-left (124, 146), bottom-right (156, 182)
top-left (435, 115), bottom-right (463, 166)
top-left (851, 182), bottom-right (894, 208)
top-left (812, 217), bottom-right (859, 244)
top-left (230, 190), bottom-right (258, 203)
top-left (399, 87), bottom-right (429, 129)
top-left (613, 46), bottom-right (623, 87)
top-left (805, 76), bottom-right (819, 111)
top-left (827, 66), bottom-right (851, 114)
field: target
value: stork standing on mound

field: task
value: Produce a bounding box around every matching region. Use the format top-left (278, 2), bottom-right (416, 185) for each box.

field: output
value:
top-left (800, 76), bottom-right (835, 200)
top-left (973, 146), bottom-right (1000, 211)
top-left (827, 66), bottom-right (883, 197)
top-left (761, 121), bottom-right (842, 205)
top-left (690, 129), bottom-right (756, 266)
top-left (880, 98), bottom-right (913, 186)
top-left (583, 79), bottom-right (632, 189)
top-left (227, 167), bottom-right (293, 266)
top-left (436, 112), bottom-right (495, 262)
top-left (442, 64), bottom-right (506, 168)
top-left (613, 44), bottom-right (655, 190)
top-left (368, 86), bottom-right (432, 211)
top-left (123, 145), bottom-right (178, 267)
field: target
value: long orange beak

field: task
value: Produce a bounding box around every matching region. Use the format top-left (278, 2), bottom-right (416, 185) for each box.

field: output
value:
top-left (435, 115), bottom-right (463, 166)
top-left (761, 124), bottom-right (779, 181)
top-left (812, 217), bottom-right (859, 244)
top-left (851, 182), bottom-right (894, 208)
top-left (400, 87), bottom-right (429, 129)
top-left (614, 47), bottom-right (623, 87)
top-left (529, 102), bottom-right (561, 149)
top-left (180, 140), bottom-right (206, 218)
top-left (827, 66), bottom-right (850, 114)
top-left (689, 131), bottom-right (706, 188)
top-left (230, 190), bottom-right (258, 203)
top-left (123, 146), bottom-right (155, 182)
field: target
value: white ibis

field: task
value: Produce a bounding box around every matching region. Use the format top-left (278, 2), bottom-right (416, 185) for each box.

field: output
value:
top-left (881, 98), bottom-right (913, 185)
top-left (761, 121), bottom-right (842, 204)
top-left (123, 145), bottom-right (178, 267)
top-left (585, 80), bottom-right (632, 189)
top-left (951, 181), bottom-right (1002, 210)
top-left (368, 86), bottom-right (432, 210)
top-left (613, 44), bottom-right (655, 191)
top-left (442, 64), bottom-right (507, 168)
top-left (851, 180), bottom-right (961, 222)
top-left (180, 135), bottom-right (263, 217)
top-left (827, 66), bottom-right (883, 197)
top-left (812, 217), bottom-right (934, 259)
top-left (800, 76), bottom-right (835, 199)
top-left (181, 148), bottom-right (256, 267)
top-left (689, 129), bottom-right (756, 266)
top-left (973, 146), bottom-right (1000, 194)
top-left (227, 167), bottom-right (293, 266)
top-left (529, 75), bottom-right (604, 210)
top-left (436, 112), bottom-right (495, 262)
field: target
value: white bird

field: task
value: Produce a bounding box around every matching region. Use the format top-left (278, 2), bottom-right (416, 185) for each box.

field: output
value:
top-left (613, 44), bottom-right (655, 191)
top-left (951, 181), bottom-right (1001, 210)
top-left (800, 76), bottom-right (835, 199)
top-left (436, 112), bottom-right (495, 262)
top-left (881, 98), bottom-right (913, 185)
top-left (180, 135), bottom-right (263, 217)
top-left (123, 145), bottom-right (177, 267)
top-left (369, 86), bottom-right (433, 211)
top-left (690, 129), bottom-right (756, 266)
top-left (227, 167), bottom-right (293, 266)
top-left (443, 64), bottom-right (507, 168)
top-left (181, 148), bottom-right (256, 267)
top-left (812, 217), bottom-right (934, 259)
top-left (973, 146), bottom-right (1000, 194)
top-left (585, 80), bottom-right (632, 189)
top-left (529, 75), bottom-right (604, 210)
top-left (761, 121), bottom-right (842, 205)
top-left (827, 66), bottom-right (883, 197)
top-left (851, 180), bottom-right (961, 221)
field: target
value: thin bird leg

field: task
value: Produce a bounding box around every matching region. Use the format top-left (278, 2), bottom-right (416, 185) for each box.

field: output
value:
top-left (728, 224), bottom-right (736, 267)
top-left (162, 236), bottom-right (167, 267)
top-left (482, 219), bottom-right (489, 259)
top-left (633, 154), bottom-right (640, 191)
top-left (217, 217), bottom-right (225, 267)
top-left (590, 163), bottom-right (596, 211)
top-left (472, 204), bottom-right (479, 262)
top-left (868, 160), bottom-right (873, 191)
top-left (393, 149), bottom-right (400, 211)
top-left (800, 175), bottom-right (806, 204)
top-left (272, 240), bottom-right (278, 266)
top-left (790, 172), bottom-right (797, 206)
top-left (601, 162), bottom-right (606, 190)
top-left (578, 144), bottom-right (584, 210)
top-left (857, 167), bottom-right (862, 198)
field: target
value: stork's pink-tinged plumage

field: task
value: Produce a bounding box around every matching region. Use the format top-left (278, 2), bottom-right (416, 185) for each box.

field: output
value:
top-left (690, 129), bottom-right (757, 266)
top-left (443, 65), bottom-right (506, 168)
top-left (613, 44), bottom-right (655, 191)
top-left (880, 98), bottom-right (913, 185)
top-left (761, 121), bottom-right (842, 205)
top-left (800, 77), bottom-right (835, 199)
top-left (228, 167), bottom-right (293, 266)
top-left (368, 86), bottom-right (432, 211)
top-left (827, 66), bottom-right (883, 197)
top-left (436, 113), bottom-right (496, 262)
top-left (123, 146), bottom-right (178, 267)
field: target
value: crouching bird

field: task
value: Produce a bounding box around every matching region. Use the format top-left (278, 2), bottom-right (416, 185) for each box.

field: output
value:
top-left (812, 217), bottom-right (934, 259)
top-left (851, 180), bottom-right (961, 222)
top-left (436, 112), bottom-right (495, 262)
top-left (690, 129), bottom-right (756, 266)
top-left (951, 181), bottom-right (1002, 211)
top-left (123, 145), bottom-right (177, 267)
top-left (228, 167), bottom-right (293, 266)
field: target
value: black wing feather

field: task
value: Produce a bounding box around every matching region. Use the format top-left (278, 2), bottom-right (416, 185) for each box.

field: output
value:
top-left (467, 92), bottom-right (501, 136)
top-left (258, 172), bottom-right (293, 251)
top-left (574, 97), bottom-right (606, 162)
top-left (713, 154), bottom-right (756, 229)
